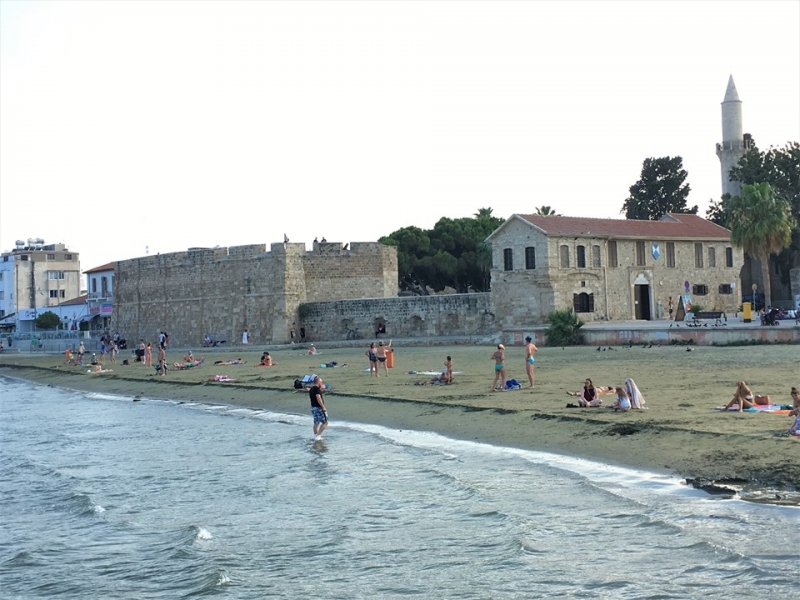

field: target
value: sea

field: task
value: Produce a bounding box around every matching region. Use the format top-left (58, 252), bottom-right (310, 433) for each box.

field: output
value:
top-left (1, 375), bottom-right (798, 600)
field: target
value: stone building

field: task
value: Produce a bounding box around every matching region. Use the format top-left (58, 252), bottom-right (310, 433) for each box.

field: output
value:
top-left (486, 213), bottom-right (743, 327)
top-left (112, 241), bottom-right (397, 345)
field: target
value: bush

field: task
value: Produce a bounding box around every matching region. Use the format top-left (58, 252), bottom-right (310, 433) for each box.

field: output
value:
top-left (544, 309), bottom-right (585, 346)
top-left (690, 304), bottom-right (703, 314)
top-left (34, 311), bottom-right (60, 330)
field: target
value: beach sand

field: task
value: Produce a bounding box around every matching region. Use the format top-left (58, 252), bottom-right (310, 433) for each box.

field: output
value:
top-left (2, 343), bottom-right (798, 496)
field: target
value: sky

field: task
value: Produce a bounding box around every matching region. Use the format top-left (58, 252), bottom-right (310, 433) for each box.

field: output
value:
top-left (1, 1), bottom-right (798, 275)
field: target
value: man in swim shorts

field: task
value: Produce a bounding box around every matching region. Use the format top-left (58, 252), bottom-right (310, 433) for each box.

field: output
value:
top-left (491, 344), bottom-right (506, 391)
top-left (309, 375), bottom-right (328, 440)
top-left (524, 336), bottom-right (537, 389)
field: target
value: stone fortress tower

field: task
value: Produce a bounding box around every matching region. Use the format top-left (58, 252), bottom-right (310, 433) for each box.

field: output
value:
top-left (715, 75), bottom-right (750, 198)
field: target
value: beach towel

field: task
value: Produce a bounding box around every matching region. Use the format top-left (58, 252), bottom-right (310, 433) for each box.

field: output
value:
top-left (624, 378), bottom-right (646, 409)
top-left (716, 404), bottom-right (791, 414)
top-left (301, 374), bottom-right (317, 383)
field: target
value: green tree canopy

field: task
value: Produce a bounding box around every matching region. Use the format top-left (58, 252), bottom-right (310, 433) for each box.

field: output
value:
top-left (728, 182), bottom-right (796, 309)
top-left (622, 156), bottom-right (698, 220)
top-left (535, 206), bottom-right (558, 216)
top-left (35, 311), bottom-right (61, 330)
top-left (379, 208), bottom-right (504, 293)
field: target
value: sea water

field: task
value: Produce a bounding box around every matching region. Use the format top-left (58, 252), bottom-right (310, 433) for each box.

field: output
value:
top-left (1, 376), bottom-right (797, 599)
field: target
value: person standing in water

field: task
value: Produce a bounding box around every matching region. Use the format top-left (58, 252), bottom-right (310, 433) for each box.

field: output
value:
top-left (309, 375), bottom-right (328, 441)
top-left (524, 336), bottom-right (537, 389)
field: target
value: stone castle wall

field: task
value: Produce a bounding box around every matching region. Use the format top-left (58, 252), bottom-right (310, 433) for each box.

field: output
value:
top-left (113, 242), bottom-right (397, 346)
top-left (300, 293), bottom-right (493, 341)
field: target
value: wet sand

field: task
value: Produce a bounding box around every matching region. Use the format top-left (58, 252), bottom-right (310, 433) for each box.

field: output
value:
top-left (2, 343), bottom-right (799, 495)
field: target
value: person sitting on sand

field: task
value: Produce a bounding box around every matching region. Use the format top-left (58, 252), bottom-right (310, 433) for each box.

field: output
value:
top-left (257, 352), bottom-right (274, 366)
top-left (566, 378), bottom-right (604, 407)
top-left (610, 386), bottom-right (631, 411)
top-left (87, 364), bottom-right (112, 374)
top-left (720, 381), bottom-right (770, 412)
top-left (214, 358), bottom-right (246, 366)
top-left (306, 344), bottom-right (317, 356)
top-left (624, 378), bottom-right (646, 410)
top-left (183, 351), bottom-right (196, 363)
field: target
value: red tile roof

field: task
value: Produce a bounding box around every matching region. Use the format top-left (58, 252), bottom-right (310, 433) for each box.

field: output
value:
top-left (512, 213), bottom-right (731, 240)
top-left (59, 294), bottom-right (88, 306)
top-left (84, 262), bottom-right (115, 274)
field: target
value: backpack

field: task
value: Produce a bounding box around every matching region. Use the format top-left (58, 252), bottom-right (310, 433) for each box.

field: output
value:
top-left (294, 379), bottom-right (304, 390)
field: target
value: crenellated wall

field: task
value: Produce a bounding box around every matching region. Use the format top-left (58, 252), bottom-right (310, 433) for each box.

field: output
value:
top-left (113, 242), bottom-right (398, 346)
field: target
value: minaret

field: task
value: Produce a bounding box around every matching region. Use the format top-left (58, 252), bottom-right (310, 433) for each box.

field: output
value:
top-left (716, 75), bottom-right (745, 198)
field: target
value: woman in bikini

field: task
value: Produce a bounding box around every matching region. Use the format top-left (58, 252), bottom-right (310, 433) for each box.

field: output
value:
top-left (491, 345), bottom-right (506, 391)
top-left (720, 381), bottom-right (770, 412)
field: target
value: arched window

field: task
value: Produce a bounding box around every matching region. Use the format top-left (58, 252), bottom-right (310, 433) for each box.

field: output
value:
top-left (560, 245), bottom-right (570, 268)
top-left (576, 245), bottom-right (586, 268)
top-left (573, 292), bottom-right (595, 313)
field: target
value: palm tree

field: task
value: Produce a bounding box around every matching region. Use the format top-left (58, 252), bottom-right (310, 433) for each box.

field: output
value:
top-left (535, 206), bottom-right (558, 216)
top-left (728, 182), bottom-right (796, 309)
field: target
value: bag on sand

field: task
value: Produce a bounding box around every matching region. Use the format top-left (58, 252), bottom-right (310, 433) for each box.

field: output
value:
top-left (294, 379), bottom-right (304, 390)
top-left (504, 379), bottom-right (521, 390)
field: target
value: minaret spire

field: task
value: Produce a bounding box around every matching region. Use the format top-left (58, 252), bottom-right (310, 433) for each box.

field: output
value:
top-left (716, 75), bottom-right (745, 198)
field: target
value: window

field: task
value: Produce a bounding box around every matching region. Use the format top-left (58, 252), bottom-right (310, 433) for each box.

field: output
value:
top-left (666, 242), bottom-right (676, 268)
top-left (573, 292), bottom-right (595, 313)
top-left (0, 309), bottom-right (4, 317)
top-left (47, 253), bottom-right (55, 260)
top-left (0, 272), bottom-right (3, 280)
top-left (92, 279), bottom-right (97, 293)
top-left (607, 241), bottom-right (618, 267)
top-left (0, 291), bottom-right (3, 300)
top-left (719, 284), bottom-right (733, 294)
top-left (101, 276), bottom-right (108, 295)
top-left (708, 247), bottom-right (716, 268)
top-left (48, 271), bottom-right (65, 280)
top-left (525, 246), bottom-right (536, 270)
top-left (636, 241), bottom-right (646, 266)
top-left (692, 284), bottom-right (708, 296)
top-left (725, 247), bottom-right (733, 267)
top-left (592, 245), bottom-right (601, 268)
top-left (503, 248), bottom-right (513, 271)
top-left (560, 245), bottom-right (570, 268)
top-left (65, 254), bottom-right (73, 260)
top-left (577, 245), bottom-right (586, 268)
top-left (694, 243), bottom-right (703, 268)
top-left (21, 255), bottom-right (29, 261)
top-left (49, 290), bottom-right (65, 299)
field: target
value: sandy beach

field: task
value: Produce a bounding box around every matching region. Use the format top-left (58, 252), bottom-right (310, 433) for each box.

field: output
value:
top-left (2, 342), bottom-right (798, 496)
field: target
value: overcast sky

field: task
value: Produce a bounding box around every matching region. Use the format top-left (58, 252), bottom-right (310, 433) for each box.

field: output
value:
top-left (1, 1), bottom-right (798, 274)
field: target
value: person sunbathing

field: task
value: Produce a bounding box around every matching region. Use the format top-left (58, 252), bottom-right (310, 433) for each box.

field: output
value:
top-left (208, 375), bottom-right (237, 382)
top-left (214, 358), bottom-right (246, 366)
top-left (720, 381), bottom-right (770, 412)
top-left (173, 358), bottom-right (204, 370)
top-left (183, 351), bottom-right (196, 363)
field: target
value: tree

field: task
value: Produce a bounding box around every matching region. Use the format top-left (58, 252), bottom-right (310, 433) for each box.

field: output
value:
top-left (728, 183), bottom-right (796, 309)
top-left (380, 208), bottom-right (504, 293)
top-left (35, 311), bottom-right (60, 330)
top-left (622, 156), bottom-right (697, 220)
top-left (535, 206), bottom-right (558, 216)
top-left (544, 309), bottom-right (585, 346)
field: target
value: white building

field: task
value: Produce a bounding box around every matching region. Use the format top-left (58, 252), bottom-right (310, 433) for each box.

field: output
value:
top-left (0, 239), bottom-right (82, 333)
top-left (84, 262), bottom-right (115, 331)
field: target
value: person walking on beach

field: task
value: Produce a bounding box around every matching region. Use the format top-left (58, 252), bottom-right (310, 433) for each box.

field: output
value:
top-left (376, 340), bottom-right (392, 376)
top-left (366, 342), bottom-right (379, 377)
top-left (524, 336), bottom-right (537, 389)
top-left (491, 344), bottom-right (506, 391)
top-left (145, 342), bottom-right (152, 366)
top-left (309, 375), bottom-right (328, 441)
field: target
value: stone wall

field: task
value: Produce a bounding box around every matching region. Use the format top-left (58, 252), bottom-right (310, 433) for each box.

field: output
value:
top-left (113, 241), bottom-right (397, 346)
top-left (299, 293), bottom-right (493, 341)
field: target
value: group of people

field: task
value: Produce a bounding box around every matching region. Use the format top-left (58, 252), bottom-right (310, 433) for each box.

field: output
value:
top-left (365, 340), bottom-right (392, 377)
top-left (720, 382), bottom-right (800, 435)
top-left (565, 378), bottom-right (646, 411)
top-left (491, 337), bottom-right (538, 391)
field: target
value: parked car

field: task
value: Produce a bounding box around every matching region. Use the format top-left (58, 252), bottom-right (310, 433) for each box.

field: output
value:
top-left (741, 292), bottom-right (765, 311)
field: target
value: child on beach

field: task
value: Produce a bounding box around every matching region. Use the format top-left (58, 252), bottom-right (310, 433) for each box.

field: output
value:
top-left (610, 386), bottom-right (631, 411)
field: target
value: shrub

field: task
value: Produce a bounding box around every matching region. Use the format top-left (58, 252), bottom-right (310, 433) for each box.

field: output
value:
top-left (544, 309), bottom-right (585, 346)
top-left (34, 311), bottom-right (60, 330)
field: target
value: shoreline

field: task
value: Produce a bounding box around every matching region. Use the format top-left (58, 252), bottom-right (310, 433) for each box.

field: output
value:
top-left (2, 343), bottom-right (798, 502)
